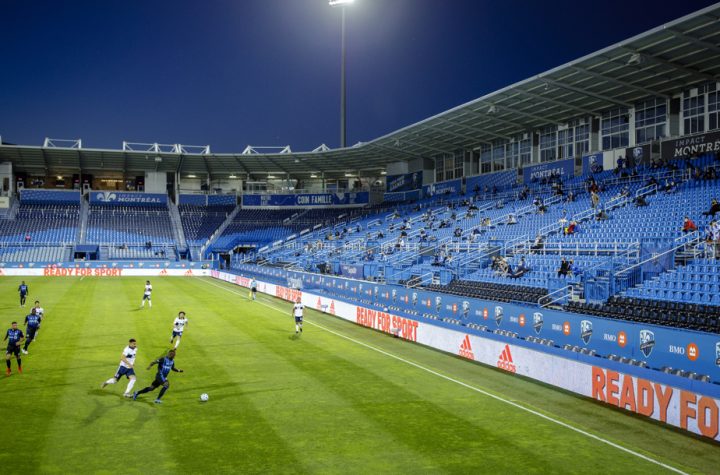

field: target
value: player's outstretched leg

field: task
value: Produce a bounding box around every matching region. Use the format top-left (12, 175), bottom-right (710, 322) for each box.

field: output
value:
top-left (133, 385), bottom-right (154, 400)
top-left (124, 376), bottom-right (136, 397)
top-left (102, 377), bottom-right (117, 389)
top-left (155, 382), bottom-right (169, 403)
top-left (22, 339), bottom-right (31, 354)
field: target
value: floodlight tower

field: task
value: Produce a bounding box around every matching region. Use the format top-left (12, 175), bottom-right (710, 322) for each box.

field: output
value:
top-left (329, 0), bottom-right (354, 148)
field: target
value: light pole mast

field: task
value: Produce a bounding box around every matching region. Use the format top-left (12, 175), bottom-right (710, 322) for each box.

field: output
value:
top-left (329, 0), bottom-right (354, 148)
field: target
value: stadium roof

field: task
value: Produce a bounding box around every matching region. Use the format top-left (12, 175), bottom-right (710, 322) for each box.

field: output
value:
top-left (1, 3), bottom-right (720, 179)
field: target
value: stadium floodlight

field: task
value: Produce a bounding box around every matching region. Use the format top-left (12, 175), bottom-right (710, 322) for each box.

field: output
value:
top-left (329, 0), bottom-right (354, 148)
top-left (626, 52), bottom-right (643, 65)
top-left (229, 174), bottom-right (237, 179)
top-left (310, 174), bottom-right (318, 178)
top-left (187, 174), bottom-right (197, 178)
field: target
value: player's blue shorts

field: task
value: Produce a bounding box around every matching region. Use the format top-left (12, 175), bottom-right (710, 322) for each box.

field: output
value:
top-left (6, 345), bottom-right (20, 357)
top-left (26, 327), bottom-right (38, 340)
top-left (114, 366), bottom-right (135, 380)
top-left (172, 331), bottom-right (183, 338)
top-left (142, 294), bottom-right (151, 300)
top-left (295, 316), bottom-right (303, 323)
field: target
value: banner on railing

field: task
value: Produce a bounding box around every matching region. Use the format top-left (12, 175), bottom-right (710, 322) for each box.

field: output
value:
top-left (89, 191), bottom-right (167, 206)
top-left (386, 172), bottom-right (423, 192)
top-left (242, 192), bottom-right (369, 208)
top-left (624, 143), bottom-right (651, 168)
top-left (662, 130), bottom-right (720, 161)
top-left (581, 152), bottom-right (604, 176)
top-left (522, 158), bottom-right (574, 183)
top-left (422, 179), bottom-right (461, 198)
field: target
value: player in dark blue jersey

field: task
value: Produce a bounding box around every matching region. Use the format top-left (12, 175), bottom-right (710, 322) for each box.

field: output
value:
top-left (4, 321), bottom-right (25, 376)
top-left (22, 308), bottom-right (42, 355)
top-left (132, 349), bottom-right (183, 404)
top-left (18, 281), bottom-right (29, 307)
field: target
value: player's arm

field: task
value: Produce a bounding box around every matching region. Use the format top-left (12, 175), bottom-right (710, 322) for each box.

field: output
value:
top-left (172, 366), bottom-right (183, 373)
top-left (120, 353), bottom-right (133, 368)
top-left (16, 333), bottom-right (25, 346)
top-left (147, 359), bottom-right (160, 370)
top-left (2, 332), bottom-right (6, 342)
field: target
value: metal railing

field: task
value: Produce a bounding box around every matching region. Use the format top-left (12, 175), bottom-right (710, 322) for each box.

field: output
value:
top-left (539, 285), bottom-right (574, 308)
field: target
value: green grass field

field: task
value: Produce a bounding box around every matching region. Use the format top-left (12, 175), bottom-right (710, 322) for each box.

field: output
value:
top-left (0, 276), bottom-right (718, 474)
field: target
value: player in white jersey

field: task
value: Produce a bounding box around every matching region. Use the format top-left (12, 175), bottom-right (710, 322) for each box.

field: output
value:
top-left (32, 300), bottom-right (44, 338)
top-left (292, 298), bottom-right (304, 334)
top-left (169, 311), bottom-right (188, 349)
top-left (101, 339), bottom-right (138, 397)
top-left (140, 280), bottom-right (153, 308)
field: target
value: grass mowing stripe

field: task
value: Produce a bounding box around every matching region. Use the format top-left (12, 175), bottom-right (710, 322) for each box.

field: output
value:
top-left (200, 277), bottom-right (690, 475)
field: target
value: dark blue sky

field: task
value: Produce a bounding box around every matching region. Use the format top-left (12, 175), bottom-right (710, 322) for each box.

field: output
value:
top-left (0, 0), bottom-right (716, 152)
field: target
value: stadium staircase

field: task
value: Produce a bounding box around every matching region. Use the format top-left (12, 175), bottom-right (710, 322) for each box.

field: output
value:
top-left (78, 197), bottom-right (89, 243)
top-left (199, 204), bottom-right (240, 259)
top-left (168, 200), bottom-right (188, 254)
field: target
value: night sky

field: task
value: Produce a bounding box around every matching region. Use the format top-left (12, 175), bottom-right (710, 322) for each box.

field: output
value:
top-left (0, 0), bottom-right (716, 152)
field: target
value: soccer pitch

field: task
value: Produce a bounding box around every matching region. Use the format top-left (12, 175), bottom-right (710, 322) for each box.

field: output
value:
top-left (0, 277), bottom-right (718, 474)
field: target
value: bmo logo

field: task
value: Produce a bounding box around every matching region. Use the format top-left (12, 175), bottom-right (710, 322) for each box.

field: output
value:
top-left (669, 345), bottom-right (686, 355)
top-left (687, 343), bottom-right (699, 362)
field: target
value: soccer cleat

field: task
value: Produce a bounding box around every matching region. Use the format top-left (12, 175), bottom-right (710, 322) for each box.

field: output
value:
top-left (17, 367), bottom-right (22, 374)
top-left (132, 391), bottom-right (138, 401)
top-left (123, 393), bottom-right (132, 398)
top-left (5, 368), bottom-right (10, 376)
top-left (21, 349), bottom-right (28, 355)
top-left (101, 382), bottom-right (108, 389)
top-left (154, 399), bottom-right (163, 404)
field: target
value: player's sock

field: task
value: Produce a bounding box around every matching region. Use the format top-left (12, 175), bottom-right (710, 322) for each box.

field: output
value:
top-left (17, 359), bottom-right (21, 371)
top-left (149, 301), bottom-right (152, 308)
top-left (125, 378), bottom-right (136, 394)
top-left (295, 324), bottom-right (299, 333)
top-left (104, 378), bottom-right (116, 386)
top-left (157, 386), bottom-right (168, 400)
top-left (174, 340), bottom-right (180, 349)
top-left (23, 341), bottom-right (30, 351)
top-left (5, 360), bottom-right (10, 369)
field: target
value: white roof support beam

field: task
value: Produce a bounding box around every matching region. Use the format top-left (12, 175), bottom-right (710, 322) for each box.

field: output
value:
top-left (511, 89), bottom-right (600, 116)
top-left (542, 78), bottom-right (633, 108)
top-left (621, 47), bottom-right (719, 82)
top-left (668, 28), bottom-right (720, 57)
top-left (569, 66), bottom-right (671, 99)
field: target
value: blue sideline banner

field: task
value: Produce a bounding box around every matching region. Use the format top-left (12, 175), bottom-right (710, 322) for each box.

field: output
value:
top-left (581, 153), bottom-right (604, 176)
top-left (422, 179), bottom-right (461, 198)
top-left (386, 172), bottom-right (423, 192)
top-left (242, 192), bottom-right (369, 208)
top-left (523, 158), bottom-right (574, 183)
top-left (233, 263), bottom-right (720, 379)
top-left (89, 191), bottom-right (168, 205)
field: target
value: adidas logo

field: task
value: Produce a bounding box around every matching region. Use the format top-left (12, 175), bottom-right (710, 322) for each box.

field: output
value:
top-left (497, 344), bottom-right (516, 373)
top-left (184, 270), bottom-right (194, 276)
top-left (159, 269), bottom-right (168, 276)
top-left (459, 335), bottom-right (475, 360)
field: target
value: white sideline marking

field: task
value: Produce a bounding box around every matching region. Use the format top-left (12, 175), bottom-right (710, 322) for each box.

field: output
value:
top-left (199, 277), bottom-right (688, 474)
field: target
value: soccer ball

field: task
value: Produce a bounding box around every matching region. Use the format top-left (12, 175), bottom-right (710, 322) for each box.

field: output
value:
top-left (200, 393), bottom-right (209, 402)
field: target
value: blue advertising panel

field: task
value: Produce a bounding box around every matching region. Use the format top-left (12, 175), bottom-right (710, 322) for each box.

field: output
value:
top-left (422, 179), bottom-right (461, 198)
top-left (523, 158), bottom-right (574, 183)
top-left (178, 194), bottom-right (206, 206)
top-left (20, 189), bottom-right (81, 204)
top-left (383, 190), bottom-right (421, 203)
top-left (207, 195), bottom-right (236, 206)
top-left (89, 191), bottom-right (168, 206)
top-left (242, 192), bottom-right (369, 208)
top-left (386, 172), bottom-right (423, 192)
top-left (232, 263), bottom-right (720, 380)
top-left (581, 153), bottom-right (604, 176)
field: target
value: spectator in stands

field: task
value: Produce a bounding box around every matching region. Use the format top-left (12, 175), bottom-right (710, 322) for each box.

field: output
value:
top-left (703, 166), bottom-right (718, 180)
top-left (590, 190), bottom-right (600, 209)
top-left (496, 256), bottom-right (510, 276)
top-left (533, 197), bottom-right (546, 214)
top-left (702, 198), bottom-right (720, 217)
top-left (664, 179), bottom-right (677, 193)
top-left (566, 190), bottom-right (574, 202)
top-left (495, 199), bottom-right (505, 209)
top-left (634, 195), bottom-right (649, 207)
top-left (481, 217), bottom-right (491, 227)
top-left (558, 210), bottom-right (568, 226)
top-left (24, 234), bottom-right (31, 242)
top-left (682, 216), bottom-right (698, 233)
top-left (453, 227), bottom-right (462, 238)
top-left (557, 258), bottom-right (570, 277)
top-left (377, 231), bottom-right (384, 239)
top-left (618, 186), bottom-right (630, 199)
top-left (530, 234), bottom-right (544, 253)
top-left (146, 241), bottom-right (152, 249)
top-left (646, 176), bottom-right (658, 187)
top-left (564, 221), bottom-right (577, 236)
top-left (595, 208), bottom-right (609, 221)
top-left (507, 213), bottom-right (517, 225)
top-left (444, 253), bottom-right (454, 266)
top-left (510, 257), bottom-right (530, 278)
